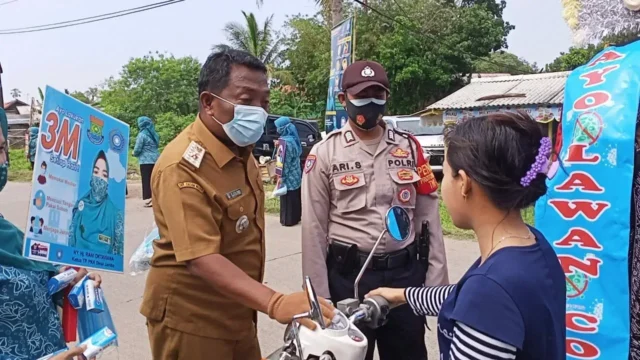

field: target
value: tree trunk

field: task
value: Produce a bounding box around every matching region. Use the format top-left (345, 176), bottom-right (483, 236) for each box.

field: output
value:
top-left (331, 0), bottom-right (343, 27)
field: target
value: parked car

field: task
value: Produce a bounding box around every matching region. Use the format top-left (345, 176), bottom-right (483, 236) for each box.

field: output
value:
top-left (383, 115), bottom-right (445, 173)
top-left (253, 115), bottom-right (323, 167)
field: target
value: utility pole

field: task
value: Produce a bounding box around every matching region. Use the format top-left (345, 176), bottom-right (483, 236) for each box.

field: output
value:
top-left (0, 62), bottom-right (4, 109)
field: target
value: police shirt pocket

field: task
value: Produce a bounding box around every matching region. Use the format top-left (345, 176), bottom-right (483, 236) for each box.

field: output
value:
top-left (332, 171), bottom-right (367, 213)
top-left (389, 168), bottom-right (419, 209)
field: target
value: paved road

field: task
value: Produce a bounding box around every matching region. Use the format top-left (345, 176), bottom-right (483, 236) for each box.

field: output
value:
top-left (0, 181), bottom-right (479, 359)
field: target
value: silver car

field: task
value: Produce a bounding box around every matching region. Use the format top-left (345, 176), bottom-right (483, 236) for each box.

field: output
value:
top-left (383, 116), bottom-right (445, 173)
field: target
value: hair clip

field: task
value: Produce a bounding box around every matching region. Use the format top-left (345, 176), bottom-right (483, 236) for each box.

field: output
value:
top-left (520, 137), bottom-right (552, 187)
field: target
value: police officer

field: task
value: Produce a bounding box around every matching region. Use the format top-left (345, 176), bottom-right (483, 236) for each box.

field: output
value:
top-left (141, 49), bottom-right (334, 360)
top-left (302, 60), bottom-right (449, 360)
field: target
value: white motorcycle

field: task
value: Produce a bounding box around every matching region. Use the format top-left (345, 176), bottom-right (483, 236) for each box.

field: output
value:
top-left (266, 206), bottom-right (412, 360)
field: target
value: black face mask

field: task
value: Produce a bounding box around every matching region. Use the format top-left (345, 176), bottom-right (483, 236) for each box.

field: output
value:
top-left (346, 98), bottom-right (387, 130)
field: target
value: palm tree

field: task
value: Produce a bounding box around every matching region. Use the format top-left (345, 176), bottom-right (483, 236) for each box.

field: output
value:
top-left (10, 88), bottom-right (21, 99)
top-left (256, 0), bottom-right (344, 26)
top-left (213, 11), bottom-right (291, 84)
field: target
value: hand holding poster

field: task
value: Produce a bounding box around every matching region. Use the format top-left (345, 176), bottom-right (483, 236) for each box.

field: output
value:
top-left (273, 139), bottom-right (288, 197)
top-left (23, 86), bottom-right (129, 273)
top-left (535, 42), bottom-right (640, 359)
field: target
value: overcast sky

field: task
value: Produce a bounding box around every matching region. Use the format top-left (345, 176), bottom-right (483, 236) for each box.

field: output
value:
top-left (0, 0), bottom-right (572, 103)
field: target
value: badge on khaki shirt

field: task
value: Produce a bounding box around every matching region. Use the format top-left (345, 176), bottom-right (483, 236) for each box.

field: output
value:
top-left (182, 141), bottom-right (205, 168)
top-left (398, 188), bottom-right (412, 203)
top-left (340, 174), bottom-right (360, 186)
top-left (390, 147), bottom-right (410, 158)
top-left (344, 131), bottom-right (356, 144)
top-left (397, 169), bottom-right (414, 181)
top-left (304, 155), bottom-right (317, 174)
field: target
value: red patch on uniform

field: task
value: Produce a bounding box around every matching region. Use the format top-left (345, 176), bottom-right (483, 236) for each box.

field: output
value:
top-left (304, 155), bottom-right (316, 174)
top-left (398, 188), bottom-right (411, 203)
top-left (390, 148), bottom-right (409, 158)
top-left (356, 115), bottom-right (366, 126)
top-left (340, 174), bottom-right (360, 186)
top-left (397, 169), bottom-right (414, 181)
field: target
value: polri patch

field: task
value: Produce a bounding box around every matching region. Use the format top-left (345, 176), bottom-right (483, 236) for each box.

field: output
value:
top-left (182, 141), bottom-right (205, 169)
top-left (304, 155), bottom-right (317, 174)
top-left (178, 182), bottom-right (204, 193)
top-left (226, 188), bottom-right (243, 200)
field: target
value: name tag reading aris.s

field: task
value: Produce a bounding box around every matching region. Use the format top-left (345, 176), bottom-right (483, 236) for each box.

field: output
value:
top-left (226, 188), bottom-right (242, 200)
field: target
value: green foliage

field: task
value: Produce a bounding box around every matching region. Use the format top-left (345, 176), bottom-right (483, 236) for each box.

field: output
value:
top-left (154, 112), bottom-right (195, 148)
top-left (544, 45), bottom-right (600, 72)
top-left (214, 11), bottom-right (290, 84)
top-left (7, 149), bottom-right (32, 182)
top-left (99, 52), bottom-right (201, 129)
top-left (270, 87), bottom-right (324, 124)
top-left (280, 15), bottom-right (331, 111)
top-left (349, 0), bottom-right (511, 114)
top-left (473, 51), bottom-right (538, 74)
top-left (544, 31), bottom-right (639, 72)
top-left (70, 91), bottom-right (92, 104)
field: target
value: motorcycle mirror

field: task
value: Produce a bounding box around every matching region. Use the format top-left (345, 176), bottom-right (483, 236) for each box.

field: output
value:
top-left (303, 276), bottom-right (326, 330)
top-left (385, 206), bottom-right (411, 242)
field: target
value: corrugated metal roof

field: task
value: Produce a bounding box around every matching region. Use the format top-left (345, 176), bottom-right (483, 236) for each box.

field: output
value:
top-left (427, 71), bottom-right (571, 110)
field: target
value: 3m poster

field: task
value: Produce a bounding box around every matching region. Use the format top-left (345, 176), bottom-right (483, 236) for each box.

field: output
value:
top-left (325, 17), bottom-right (355, 133)
top-left (23, 86), bottom-right (129, 273)
top-left (535, 42), bottom-right (640, 358)
top-left (275, 138), bottom-right (287, 177)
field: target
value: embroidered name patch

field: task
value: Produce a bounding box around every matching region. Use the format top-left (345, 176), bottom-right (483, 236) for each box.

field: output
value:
top-left (226, 188), bottom-right (243, 200)
top-left (178, 182), bottom-right (204, 193)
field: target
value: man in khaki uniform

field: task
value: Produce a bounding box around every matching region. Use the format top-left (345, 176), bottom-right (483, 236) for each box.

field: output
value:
top-left (141, 49), bottom-right (334, 360)
top-left (302, 61), bottom-right (449, 360)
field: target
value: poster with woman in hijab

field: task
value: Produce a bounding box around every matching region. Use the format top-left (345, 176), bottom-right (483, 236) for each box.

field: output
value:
top-left (22, 86), bottom-right (129, 273)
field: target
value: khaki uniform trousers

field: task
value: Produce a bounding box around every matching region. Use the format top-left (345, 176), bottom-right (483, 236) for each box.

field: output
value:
top-left (147, 319), bottom-right (261, 360)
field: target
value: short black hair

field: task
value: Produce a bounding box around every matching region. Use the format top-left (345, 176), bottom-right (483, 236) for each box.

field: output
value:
top-left (41, 161), bottom-right (47, 168)
top-left (39, 218), bottom-right (44, 225)
top-left (30, 216), bottom-right (35, 223)
top-left (197, 48), bottom-right (267, 95)
top-left (445, 111), bottom-right (548, 211)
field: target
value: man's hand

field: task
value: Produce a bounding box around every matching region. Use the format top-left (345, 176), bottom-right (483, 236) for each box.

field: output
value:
top-left (267, 292), bottom-right (335, 330)
top-left (49, 345), bottom-right (87, 360)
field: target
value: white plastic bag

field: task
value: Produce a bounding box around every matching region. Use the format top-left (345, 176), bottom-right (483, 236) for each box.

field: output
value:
top-left (129, 223), bottom-right (159, 276)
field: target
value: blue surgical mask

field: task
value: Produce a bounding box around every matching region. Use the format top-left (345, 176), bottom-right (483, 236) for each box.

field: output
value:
top-left (210, 93), bottom-right (268, 147)
top-left (0, 163), bottom-right (7, 192)
top-left (90, 176), bottom-right (108, 202)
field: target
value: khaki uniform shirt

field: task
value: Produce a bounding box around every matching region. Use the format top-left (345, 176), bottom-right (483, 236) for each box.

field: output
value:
top-left (140, 116), bottom-right (265, 340)
top-left (301, 121), bottom-right (449, 298)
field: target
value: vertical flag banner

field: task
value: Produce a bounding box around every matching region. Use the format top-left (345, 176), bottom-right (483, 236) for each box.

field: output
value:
top-left (23, 86), bottom-right (130, 273)
top-left (535, 41), bottom-right (640, 359)
top-left (325, 17), bottom-right (355, 133)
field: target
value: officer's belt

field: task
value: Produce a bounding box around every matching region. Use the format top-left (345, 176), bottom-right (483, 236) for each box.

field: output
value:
top-left (329, 241), bottom-right (416, 271)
